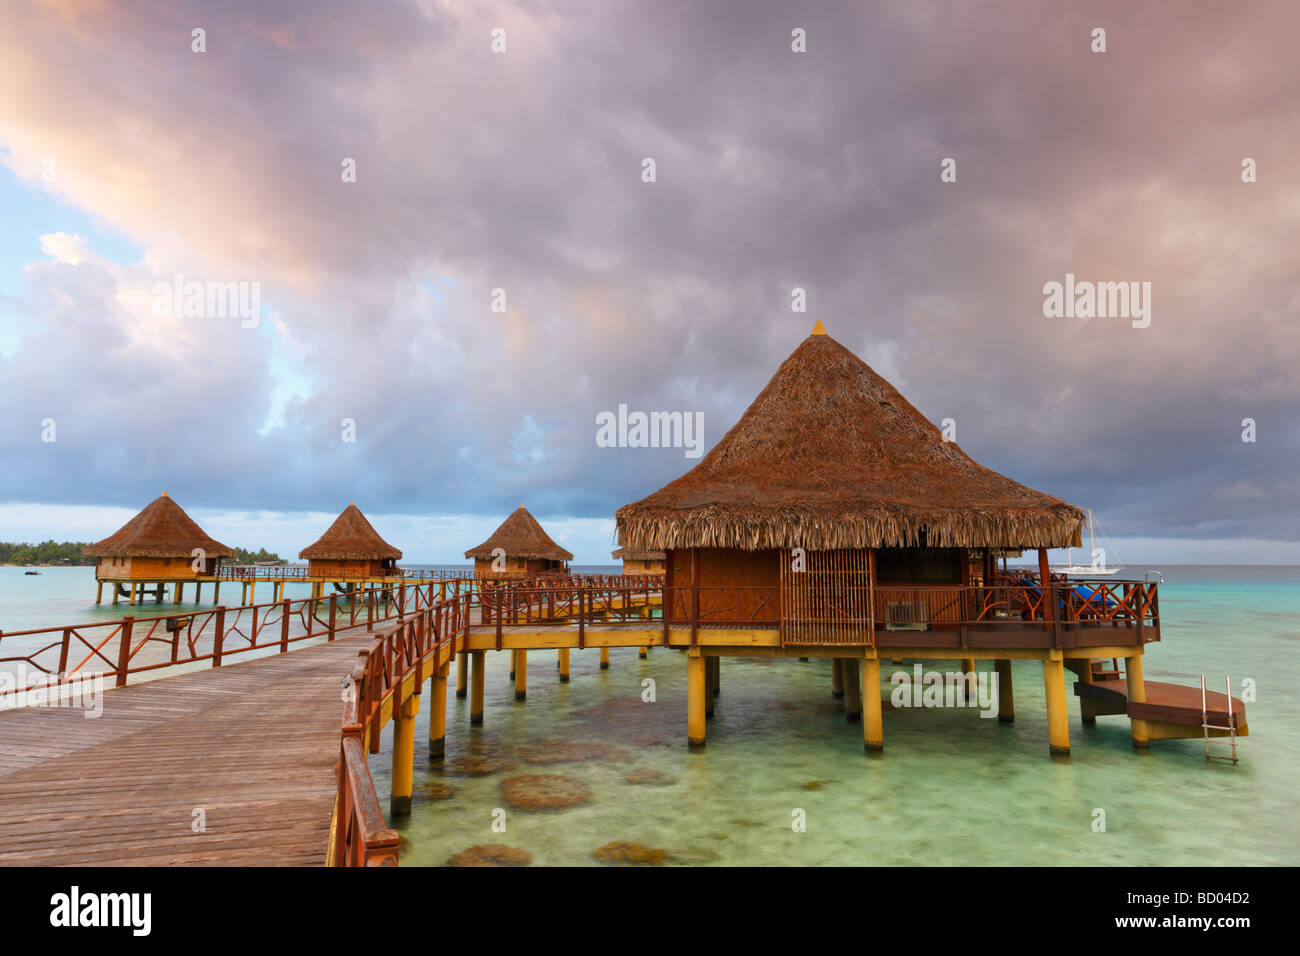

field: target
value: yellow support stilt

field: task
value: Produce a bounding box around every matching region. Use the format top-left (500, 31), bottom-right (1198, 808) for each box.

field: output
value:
top-left (639, 646), bottom-right (648, 659)
top-left (996, 659), bottom-right (1014, 723)
top-left (391, 692), bottom-right (418, 817)
top-left (1078, 660), bottom-right (1097, 725)
top-left (174, 582), bottom-right (183, 606)
top-left (456, 650), bottom-right (467, 699)
top-left (470, 651), bottom-right (485, 726)
top-left (863, 654), bottom-right (883, 753)
top-left (1126, 653), bottom-right (1150, 749)
top-left (687, 648), bottom-right (706, 747)
top-left (96, 581), bottom-right (103, 604)
top-left (600, 647), bottom-right (610, 670)
top-left (129, 583), bottom-right (137, 606)
top-left (1043, 656), bottom-right (1070, 756)
top-left (831, 657), bottom-right (845, 697)
top-left (843, 658), bottom-right (862, 722)
top-left (558, 647), bottom-right (570, 683)
top-left (509, 649), bottom-right (517, 680)
top-left (515, 648), bottom-right (527, 701)
top-left (705, 656), bottom-right (716, 718)
top-left (429, 662), bottom-right (449, 759)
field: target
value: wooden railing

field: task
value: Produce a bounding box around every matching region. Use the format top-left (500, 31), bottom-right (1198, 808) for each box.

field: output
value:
top-left (335, 590), bottom-right (472, 866)
top-left (332, 576), bottom-right (661, 865)
top-left (213, 565), bottom-right (477, 581)
top-left (0, 577), bottom-right (475, 697)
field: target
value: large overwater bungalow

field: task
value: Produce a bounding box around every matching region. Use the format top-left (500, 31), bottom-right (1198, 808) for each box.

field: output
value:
top-left (616, 323), bottom-right (1247, 755)
top-left (84, 492), bottom-right (233, 605)
top-left (299, 503), bottom-right (402, 598)
top-left (465, 505), bottom-right (573, 578)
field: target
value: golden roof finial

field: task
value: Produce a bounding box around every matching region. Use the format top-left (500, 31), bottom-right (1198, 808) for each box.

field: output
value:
top-left (811, 319), bottom-right (827, 336)
top-left (161, 490), bottom-right (168, 497)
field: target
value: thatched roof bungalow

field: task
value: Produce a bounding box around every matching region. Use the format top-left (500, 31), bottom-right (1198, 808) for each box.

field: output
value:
top-left (299, 503), bottom-right (401, 579)
top-left (611, 547), bottom-right (666, 576)
top-left (84, 492), bottom-right (233, 579)
top-left (466, 506), bottom-right (573, 578)
top-left (616, 322), bottom-right (1084, 633)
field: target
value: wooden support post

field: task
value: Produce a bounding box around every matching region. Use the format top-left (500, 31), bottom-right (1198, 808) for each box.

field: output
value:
top-left (687, 647), bottom-right (706, 748)
top-left (1126, 653), bottom-right (1150, 749)
top-left (429, 662), bottom-right (449, 759)
top-left (1078, 660), bottom-right (1097, 724)
top-left (558, 647), bottom-right (570, 682)
top-left (995, 659), bottom-right (1014, 723)
top-left (831, 657), bottom-right (845, 697)
top-left (195, 581), bottom-right (202, 602)
top-left (960, 657), bottom-right (975, 677)
top-left (129, 583), bottom-right (137, 606)
top-left (249, 580), bottom-right (255, 605)
top-left (391, 693), bottom-right (418, 817)
top-left (705, 656), bottom-right (716, 718)
top-left (843, 658), bottom-right (862, 723)
top-left (470, 651), bottom-right (485, 725)
top-left (96, 580), bottom-right (103, 604)
top-left (639, 646), bottom-right (648, 659)
top-left (1038, 548), bottom-right (1053, 633)
top-left (863, 654), bottom-right (883, 753)
top-left (174, 582), bottom-right (183, 605)
top-left (112, 583), bottom-right (119, 605)
top-left (213, 581), bottom-right (219, 604)
top-left (600, 646), bottom-right (610, 670)
top-left (515, 648), bottom-right (527, 701)
top-left (509, 648), bottom-right (517, 680)
top-left (456, 650), bottom-right (468, 698)
top-left (1043, 656), bottom-right (1070, 756)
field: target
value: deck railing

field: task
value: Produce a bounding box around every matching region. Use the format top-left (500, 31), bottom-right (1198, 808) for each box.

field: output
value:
top-left (211, 565), bottom-right (477, 581)
top-left (0, 577), bottom-right (475, 697)
top-left (333, 578), bottom-right (650, 865)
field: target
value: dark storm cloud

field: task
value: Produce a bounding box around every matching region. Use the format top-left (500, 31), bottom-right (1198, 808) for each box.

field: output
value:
top-left (0, 0), bottom-right (1295, 543)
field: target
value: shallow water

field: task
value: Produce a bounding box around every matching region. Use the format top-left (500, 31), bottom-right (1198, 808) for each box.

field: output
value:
top-left (377, 566), bottom-right (1300, 866)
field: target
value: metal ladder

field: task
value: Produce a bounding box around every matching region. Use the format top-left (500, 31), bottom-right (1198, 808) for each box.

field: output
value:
top-left (1201, 674), bottom-right (1239, 764)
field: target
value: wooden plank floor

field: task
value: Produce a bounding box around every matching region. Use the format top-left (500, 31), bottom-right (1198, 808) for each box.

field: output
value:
top-left (0, 629), bottom-right (375, 866)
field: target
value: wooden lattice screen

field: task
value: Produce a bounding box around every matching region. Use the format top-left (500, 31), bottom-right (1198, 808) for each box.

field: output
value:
top-left (779, 549), bottom-right (874, 646)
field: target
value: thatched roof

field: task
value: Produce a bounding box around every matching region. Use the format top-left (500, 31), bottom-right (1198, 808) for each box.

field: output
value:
top-left (465, 506), bottom-right (574, 561)
top-left (299, 503), bottom-right (401, 560)
top-left (617, 325), bottom-right (1085, 551)
top-left (612, 548), bottom-right (666, 561)
top-left (83, 493), bottom-right (235, 558)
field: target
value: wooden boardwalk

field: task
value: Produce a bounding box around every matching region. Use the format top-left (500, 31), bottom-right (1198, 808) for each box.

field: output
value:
top-left (0, 630), bottom-right (373, 866)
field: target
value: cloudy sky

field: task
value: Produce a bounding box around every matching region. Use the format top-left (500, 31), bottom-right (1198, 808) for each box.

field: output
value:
top-left (0, 0), bottom-right (1296, 564)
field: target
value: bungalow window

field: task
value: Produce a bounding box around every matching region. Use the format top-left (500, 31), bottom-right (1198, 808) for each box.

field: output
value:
top-left (876, 548), bottom-right (961, 583)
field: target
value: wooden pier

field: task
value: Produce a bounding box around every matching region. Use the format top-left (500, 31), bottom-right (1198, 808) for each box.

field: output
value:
top-left (0, 625), bottom-right (375, 865)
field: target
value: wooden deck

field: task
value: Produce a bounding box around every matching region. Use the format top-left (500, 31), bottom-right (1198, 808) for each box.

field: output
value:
top-left (1074, 675), bottom-right (1249, 738)
top-left (0, 629), bottom-right (373, 866)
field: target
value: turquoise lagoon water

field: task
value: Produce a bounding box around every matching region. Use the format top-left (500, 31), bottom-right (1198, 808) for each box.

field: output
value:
top-left (2, 565), bottom-right (1297, 865)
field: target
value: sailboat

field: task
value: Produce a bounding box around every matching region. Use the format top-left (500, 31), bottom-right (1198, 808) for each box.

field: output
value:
top-left (1052, 510), bottom-right (1124, 576)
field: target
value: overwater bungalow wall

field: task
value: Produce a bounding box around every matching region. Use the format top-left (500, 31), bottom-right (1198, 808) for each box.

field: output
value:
top-left (95, 556), bottom-right (216, 579)
top-left (620, 559), bottom-right (665, 576)
top-left (662, 546), bottom-right (979, 632)
top-left (472, 556), bottom-right (566, 578)
top-left (307, 558), bottom-right (394, 579)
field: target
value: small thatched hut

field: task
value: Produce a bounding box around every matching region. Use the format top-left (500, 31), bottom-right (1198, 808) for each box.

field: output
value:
top-left (611, 547), bottom-right (666, 576)
top-left (616, 322), bottom-right (1084, 632)
top-left (84, 492), bottom-right (233, 581)
top-left (299, 503), bottom-right (401, 579)
top-left (466, 505), bottom-right (573, 578)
